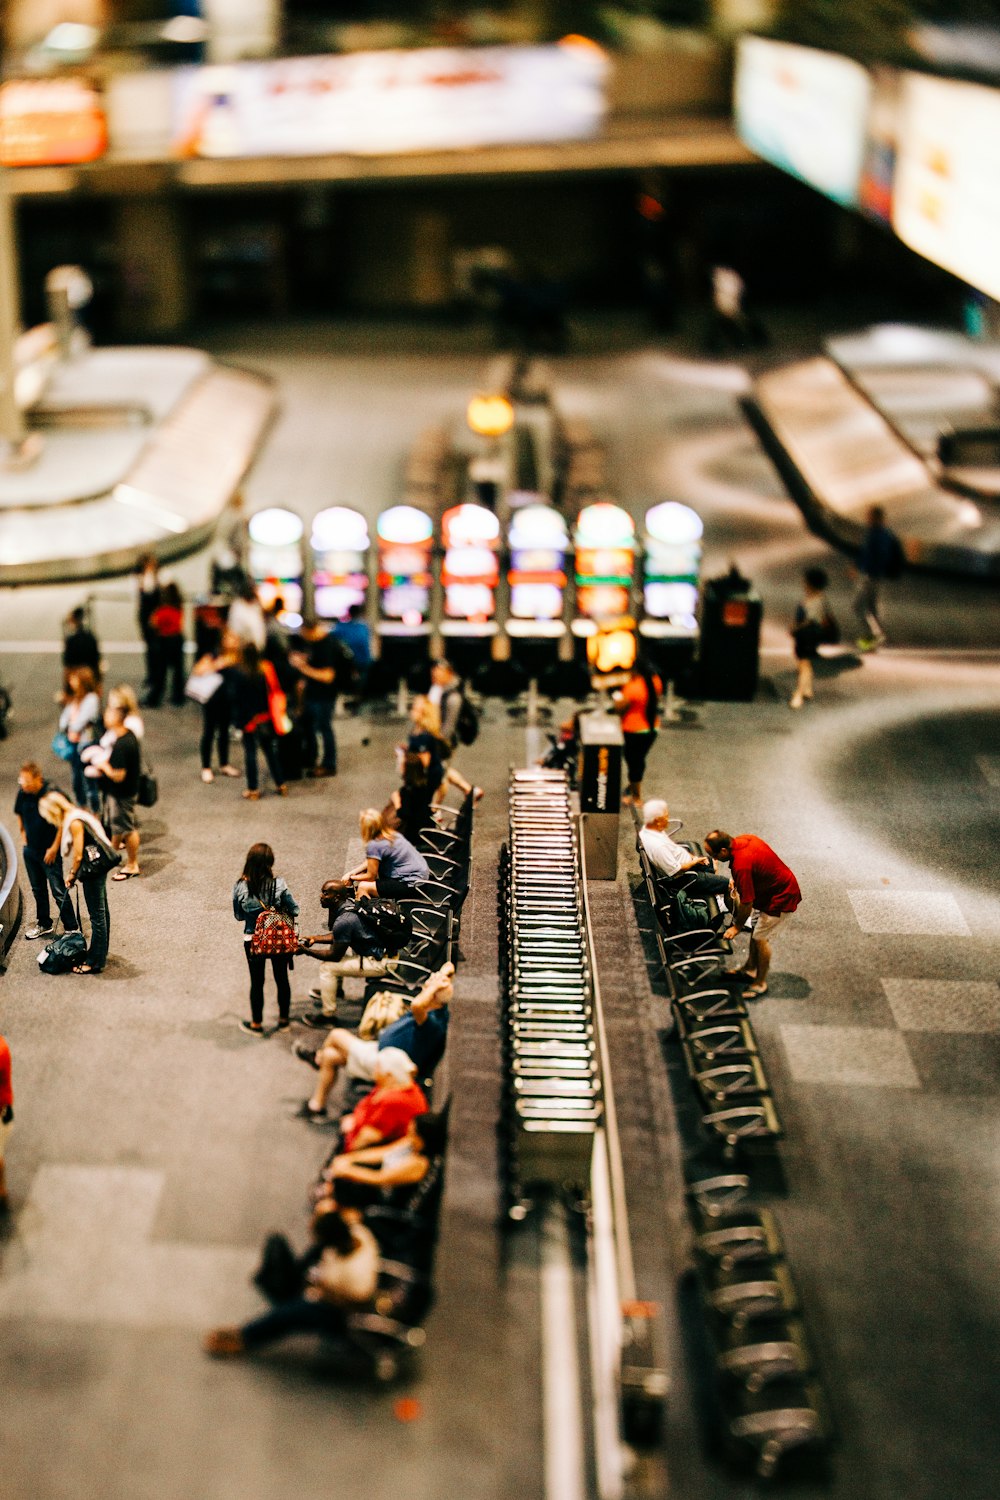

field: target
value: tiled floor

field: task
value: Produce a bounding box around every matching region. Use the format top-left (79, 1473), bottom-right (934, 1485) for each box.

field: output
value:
top-left (881, 978), bottom-right (1000, 1033)
top-left (846, 888), bottom-right (972, 936)
top-left (779, 1022), bottom-right (923, 1088)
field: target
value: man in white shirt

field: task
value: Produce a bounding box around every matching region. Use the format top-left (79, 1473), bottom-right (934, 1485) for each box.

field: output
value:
top-left (639, 799), bottom-right (731, 902)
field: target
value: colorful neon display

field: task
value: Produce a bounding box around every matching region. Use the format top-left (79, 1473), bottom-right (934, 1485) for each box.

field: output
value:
top-left (376, 505), bottom-right (434, 630)
top-left (574, 503), bottom-right (635, 624)
top-left (508, 504), bottom-right (569, 622)
top-left (440, 503), bottom-right (500, 625)
top-left (641, 501), bottom-right (702, 633)
top-left (310, 506), bottom-right (369, 622)
top-left (248, 507), bottom-right (305, 620)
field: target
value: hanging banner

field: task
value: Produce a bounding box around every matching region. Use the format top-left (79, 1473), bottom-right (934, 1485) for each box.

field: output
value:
top-left (0, 79), bottom-right (107, 166)
top-left (172, 43), bottom-right (609, 160)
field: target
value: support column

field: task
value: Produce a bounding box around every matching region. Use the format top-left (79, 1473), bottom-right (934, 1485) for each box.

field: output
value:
top-left (112, 195), bottom-right (190, 337)
top-left (0, 171), bottom-right (25, 447)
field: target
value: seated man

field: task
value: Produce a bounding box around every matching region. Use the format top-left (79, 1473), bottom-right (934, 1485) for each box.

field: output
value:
top-left (339, 1048), bottom-right (427, 1150)
top-left (298, 878), bottom-right (391, 1028)
top-left (639, 800), bottom-right (731, 904)
top-left (295, 964), bottom-right (453, 1123)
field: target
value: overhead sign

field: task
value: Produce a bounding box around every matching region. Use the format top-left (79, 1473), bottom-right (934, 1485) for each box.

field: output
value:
top-left (0, 79), bottom-right (107, 166)
top-left (172, 43), bottom-right (609, 160)
top-left (892, 72), bottom-right (1000, 302)
top-left (734, 37), bottom-right (872, 207)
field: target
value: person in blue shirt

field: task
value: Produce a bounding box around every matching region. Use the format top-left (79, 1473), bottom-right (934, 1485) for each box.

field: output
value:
top-left (346, 807), bottom-right (429, 898)
top-left (853, 504), bottom-right (903, 652)
top-left (233, 842), bottom-right (299, 1035)
top-left (293, 963), bottom-right (453, 1123)
top-left (332, 604), bottom-right (371, 700)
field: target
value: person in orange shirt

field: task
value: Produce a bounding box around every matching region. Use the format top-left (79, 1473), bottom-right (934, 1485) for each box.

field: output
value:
top-left (0, 1032), bottom-right (13, 1211)
top-left (612, 658), bottom-right (663, 804)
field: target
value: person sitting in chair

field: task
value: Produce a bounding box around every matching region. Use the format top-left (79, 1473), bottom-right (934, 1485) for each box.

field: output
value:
top-left (639, 800), bottom-right (731, 905)
top-left (297, 878), bottom-right (390, 1029)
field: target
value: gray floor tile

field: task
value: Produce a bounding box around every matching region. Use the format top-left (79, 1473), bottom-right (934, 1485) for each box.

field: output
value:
top-left (779, 1023), bottom-right (922, 1088)
top-left (881, 978), bottom-right (1000, 1033)
top-left (847, 889), bottom-right (972, 936)
top-left (905, 1033), bottom-right (1000, 1094)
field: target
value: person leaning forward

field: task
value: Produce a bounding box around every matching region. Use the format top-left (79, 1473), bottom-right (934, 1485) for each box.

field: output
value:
top-left (703, 830), bottom-right (801, 1001)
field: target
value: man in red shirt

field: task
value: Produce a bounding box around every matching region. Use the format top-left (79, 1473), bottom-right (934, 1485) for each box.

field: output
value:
top-left (0, 1032), bottom-right (13, 1211)
top-left (339, 1048), bottom-right (427, 1152)
top-left (703, 831), bottom-right (801, 1000)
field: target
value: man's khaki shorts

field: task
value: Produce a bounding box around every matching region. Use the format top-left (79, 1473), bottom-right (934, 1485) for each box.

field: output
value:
top-left (749, 909), bottom-right (793, 942)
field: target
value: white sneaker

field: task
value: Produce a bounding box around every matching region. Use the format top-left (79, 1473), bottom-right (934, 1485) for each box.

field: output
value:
top-left (24, 922), bottom-right (55, 941)
top-left (789, 692), bottom-right (804, 710)
top-left (201, 768), bottom-right (214, 783)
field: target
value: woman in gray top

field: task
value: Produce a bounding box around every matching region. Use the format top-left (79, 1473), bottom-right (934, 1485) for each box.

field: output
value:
top-left (233, 842), bottom-right (299, 1035)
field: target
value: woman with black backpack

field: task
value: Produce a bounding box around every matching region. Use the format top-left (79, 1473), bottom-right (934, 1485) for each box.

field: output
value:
top-left (233, 842), bottom-right (299, 1035)
top-left (39, 790), bottom-right (117, 975)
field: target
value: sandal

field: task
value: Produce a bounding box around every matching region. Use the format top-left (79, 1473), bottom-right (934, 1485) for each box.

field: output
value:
top-left (72, 964), bottom-right (100, 975)
top-left (204, 1327), bottom-right (246, 1358)
top-left (112, 869), bottom-right (140, 881)
top-left (742, 983), bottom-right (769, 1000)
top-left (241, 790), bottom-right (260, 801)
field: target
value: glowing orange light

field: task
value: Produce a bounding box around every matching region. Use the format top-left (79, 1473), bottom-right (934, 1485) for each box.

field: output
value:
top-left (467, 393), bottom-right (515, 438)
top-left (559, 34), bottom-right (606, 58)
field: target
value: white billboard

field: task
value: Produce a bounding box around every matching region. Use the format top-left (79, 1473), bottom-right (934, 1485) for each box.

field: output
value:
top-left (734, 36), bottom-right (872, 207)
top-left (172, 43), bottom-right (609, 159)
top-left (892, 71), bottom-right (1000, 301)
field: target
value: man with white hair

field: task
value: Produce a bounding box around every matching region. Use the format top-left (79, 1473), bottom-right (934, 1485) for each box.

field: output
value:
top-left (639, 799), bottom-right (731, 903)
top-left (295, 965), bottom-right (453, 1123)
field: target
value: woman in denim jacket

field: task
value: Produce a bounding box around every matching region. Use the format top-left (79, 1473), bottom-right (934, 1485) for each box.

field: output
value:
top-left (233, 842), bottom-right (299, 1035)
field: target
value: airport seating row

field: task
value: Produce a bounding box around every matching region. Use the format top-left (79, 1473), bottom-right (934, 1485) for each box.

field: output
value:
top-left (499, 768), bottom-right (601, 1214)
top-left (636, 827), bottom-right (829, 1476)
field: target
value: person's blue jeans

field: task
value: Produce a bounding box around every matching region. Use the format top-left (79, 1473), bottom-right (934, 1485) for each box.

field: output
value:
top-left (80, 874), bottom-right (110, 971)
top-left (70, 748), bottom-right (101, 813)
top-left (22, 847), bottom-right (79, 931)
top-left (303, 698), bottom-right (337, 773)
top-left (241, 1296), bottom-right (347, 1349)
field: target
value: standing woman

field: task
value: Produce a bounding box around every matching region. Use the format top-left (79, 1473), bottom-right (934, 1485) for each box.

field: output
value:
top-left (39, 790), bottom-right (114, 975)
top-left (233, 842), bottom-right (299, 1034)
top-left (136, 554), bottom-right (161, 703)
top-left (58, 667), bottom-right (102, 813)
top-left (612, 656), bottom-right (663, 805)
top-left (191, 626), bottom-right (241, 784)
top-left (346, 808), bottom-right (429, 899)
top-left (231, 644), bottom-right (287, 800)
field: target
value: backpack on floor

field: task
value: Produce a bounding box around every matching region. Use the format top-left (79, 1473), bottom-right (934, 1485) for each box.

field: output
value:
top-left (37, 931), bottom-right (87, 974)
top-left (673, 890), bottom-right (712, 934)
top-left (355, 897), bottom-right (413, 957)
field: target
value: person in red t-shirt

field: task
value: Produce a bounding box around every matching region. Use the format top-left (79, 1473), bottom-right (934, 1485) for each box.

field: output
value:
top-left (703, 831), bottom-right (801, 1000)
top-left (147, 581), bottom-right (186, 708)
top-left (339, 1048), bottom-right (427, 1151)
top-left (0, 1032), bottom-right (13, 1211)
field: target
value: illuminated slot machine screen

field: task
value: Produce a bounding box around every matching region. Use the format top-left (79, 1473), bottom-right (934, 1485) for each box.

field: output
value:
top-left (507, 504), bottom-right (569, 630)
top-left (440, 504), bottom-right (501, 634)
top-left (248, 507), bottom-right (305, 624)
top-left (310, 506), bottom-right (370, 622)
top-left (376, 505), bottom-right (434, 634)
top-left (640, 501), bottom-right (702, 639)
top-left (572, 503), bottom-right (635, 639)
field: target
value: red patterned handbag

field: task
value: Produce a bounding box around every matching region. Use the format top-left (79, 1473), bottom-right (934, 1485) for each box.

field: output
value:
top-left (250, 907), bottom-right (298, 956)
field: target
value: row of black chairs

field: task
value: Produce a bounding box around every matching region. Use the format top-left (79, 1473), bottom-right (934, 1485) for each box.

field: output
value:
top-left (280, 790), bottom-right (477, 1380)
top-left (499, 769), bottom-right (601, 1215)
top-left (637, 827), bottom-right (830, 1478)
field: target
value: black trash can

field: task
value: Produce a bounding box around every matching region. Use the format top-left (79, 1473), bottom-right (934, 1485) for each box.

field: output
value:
top-left (698, 570), bottom-right (762, 702)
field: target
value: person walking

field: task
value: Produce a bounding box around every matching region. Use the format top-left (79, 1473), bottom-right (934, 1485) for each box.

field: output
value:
top-left (289, 617), bottom-right (339, 778)
top-left (233, 842), bottom-right (299, 1034)
top-left (0, 1032), bottom-right (12, 1212)
top-left (703, 830), bottom-right (802, 1001)
top-left (62, 606), bottom-right (101, 684)
top-left (39, 791), bottom-right (114, 975)
top-left (790, 566), bottom-right (835, 710)
top-left (57, 667), bottom-right (102, 813)
top-left (612, 657), bottom-right (663, 804)
top-left (14, 761), bottom-right (80, 941)
top-left (146, 581), bottom-right (187, 707)
top-left (190, 627), bottom-right (241, 784)
top-left (231, 644), bottom-right (287, 800)
top-left (854, 504), bottom-right (904, 652)
top-left (332, 603), bottom-right (371, 702)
